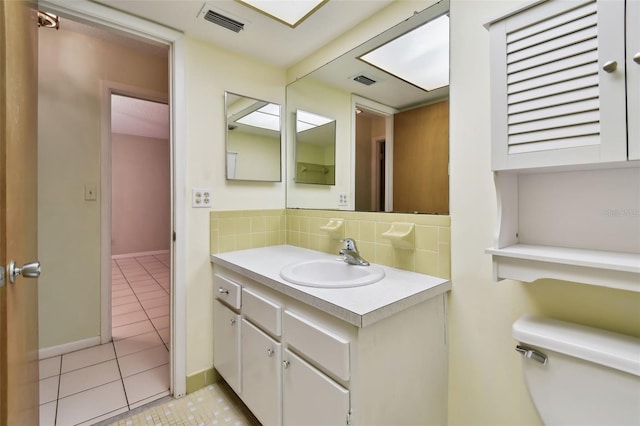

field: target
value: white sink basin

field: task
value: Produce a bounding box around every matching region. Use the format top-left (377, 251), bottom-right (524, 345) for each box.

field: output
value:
top-left (280, 259), bottom-right (385, 288)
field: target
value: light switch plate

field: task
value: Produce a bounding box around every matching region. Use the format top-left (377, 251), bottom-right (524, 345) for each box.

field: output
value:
top-left (192, 188), bottom-right (212, 208)
top-left (84, 184), bottom-right (97, 201)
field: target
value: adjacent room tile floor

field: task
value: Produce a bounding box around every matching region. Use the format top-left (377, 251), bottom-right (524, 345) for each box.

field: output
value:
top-left (39, 254), bottom-right (170, 426)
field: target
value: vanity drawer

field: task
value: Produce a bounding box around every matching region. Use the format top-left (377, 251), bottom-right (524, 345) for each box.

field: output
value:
top-left (242, 288), bottom-right (282, 337)
top-left (214, 274), bottom-right (241, 310)
top-left (284, 310), bottom-right (350, 381)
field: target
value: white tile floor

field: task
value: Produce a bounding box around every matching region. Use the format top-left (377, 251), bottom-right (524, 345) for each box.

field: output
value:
top-left (39, 254), bottom-right (171, 426)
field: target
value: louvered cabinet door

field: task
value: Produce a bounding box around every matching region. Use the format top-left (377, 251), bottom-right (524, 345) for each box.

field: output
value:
top-left (489, 0), bottom-right (627, 170)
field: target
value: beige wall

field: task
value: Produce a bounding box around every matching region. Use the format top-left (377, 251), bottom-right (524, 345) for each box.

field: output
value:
top-left (448, 1), bottom-right (640, 424)
top-left (111, 133), bottom-right (170, 255)
top-left (38, 26), bottom-right (168, 348)
top-left (184, 36), bottom-right (286, 374)
top-left (227, 132), bottom-right (280, 181)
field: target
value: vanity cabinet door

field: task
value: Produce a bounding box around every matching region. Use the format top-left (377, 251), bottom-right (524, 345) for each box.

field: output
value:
top-left (283, 349), bottom-right (350, 426)
top-left (241, 319), bottom-right (282, 426)
top-left (213, 300), bottom-right (241, 393)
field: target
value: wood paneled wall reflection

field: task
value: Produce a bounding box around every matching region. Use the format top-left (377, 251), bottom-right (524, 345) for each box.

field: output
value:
top-left (393, 100), bottom-right (449, 214)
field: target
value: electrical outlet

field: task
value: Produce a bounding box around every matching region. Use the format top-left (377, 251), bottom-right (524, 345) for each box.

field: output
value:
top-left (338, 192), bottom-right (348, 206)
top-left (192, 188), bottom-right (212, 208)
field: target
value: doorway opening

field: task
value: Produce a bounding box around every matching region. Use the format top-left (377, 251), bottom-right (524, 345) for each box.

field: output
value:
top-left (109, 93), bottom-right (171, 403)
top-left (375, 138), bottom-right (386, 211)
top-left (354, 105), bottom-right (393, 212)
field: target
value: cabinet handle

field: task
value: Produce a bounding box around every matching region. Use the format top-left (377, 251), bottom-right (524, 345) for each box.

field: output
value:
top-left (267, 348), bottom-right (274, 357)
top-left (602, 60), bottom-right (617, 73)
top-left (634, 52), bottom-right (640, 65)
top-left (230, 318), bottom-right (236, 326)
top-left (283, 360), bottom-right (290, 369)
top-left (218, 287), bottom-right (229, 295)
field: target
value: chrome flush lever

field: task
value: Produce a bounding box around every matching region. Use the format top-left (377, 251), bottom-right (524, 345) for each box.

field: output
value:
top-left (516, 345), bottom-right (548, 365)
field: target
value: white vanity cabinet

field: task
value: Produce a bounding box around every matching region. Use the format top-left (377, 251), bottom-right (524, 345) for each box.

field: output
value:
top-left (283, 349), bottom-right (350, 426)
top-left (241, 318), bottom-right (282, 426)
top-left (211, 255), bottom-right (449, 426)
top-left (213, 300), bottom-right (241, 393)
top-left (485, 0), bottom-right (640, 291)
top-left (487, 0), bottom-right (636, 170)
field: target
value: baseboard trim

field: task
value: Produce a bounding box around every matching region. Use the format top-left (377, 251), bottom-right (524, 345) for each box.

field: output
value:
top-left (111, 249), bottom-right (169, 259)
top-left (186, 368), bottom-right (220, 394)
top-left (39, 336), bottom-right (101, 360)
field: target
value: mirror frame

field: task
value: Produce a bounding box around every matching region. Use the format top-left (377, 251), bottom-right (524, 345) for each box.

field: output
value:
top-left (224, 91), bottom-right (282, 182)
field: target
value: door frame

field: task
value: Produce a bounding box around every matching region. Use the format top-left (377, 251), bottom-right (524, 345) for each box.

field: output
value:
top-left (40, 0), bottom-right (187, 398)
top-left (352, 95), bottom-right (397, 212)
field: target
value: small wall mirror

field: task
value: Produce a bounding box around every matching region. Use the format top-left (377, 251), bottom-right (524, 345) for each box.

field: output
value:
top-left (294, 109), bottom-right (336, 185)
top-left (225, 92), bottom-right (281, 182)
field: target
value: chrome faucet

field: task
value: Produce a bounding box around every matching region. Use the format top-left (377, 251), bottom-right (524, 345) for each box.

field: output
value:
top-left (339, 238), bottom-right (370, 266)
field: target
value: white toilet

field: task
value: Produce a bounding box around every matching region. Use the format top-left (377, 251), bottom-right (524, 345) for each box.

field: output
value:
top-left (513, 315), bottom-right (640, 425)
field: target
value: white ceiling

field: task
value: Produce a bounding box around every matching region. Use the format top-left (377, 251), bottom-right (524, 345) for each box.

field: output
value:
top-left (111, 95), bottom-right (170, 140)
top-left (91, 0), bottom-right (395, 68)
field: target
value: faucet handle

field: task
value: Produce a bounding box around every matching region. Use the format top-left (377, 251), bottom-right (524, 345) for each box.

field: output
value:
top-left (340, 238), bottom-right (357, 251)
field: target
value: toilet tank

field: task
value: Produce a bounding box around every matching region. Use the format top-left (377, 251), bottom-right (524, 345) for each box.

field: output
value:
top-left (513, 315), bottom-right (640, 426)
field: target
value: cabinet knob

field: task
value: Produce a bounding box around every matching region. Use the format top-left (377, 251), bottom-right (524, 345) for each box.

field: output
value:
top-left (229, 318), bottom-right (236, 326)
top-left (218, 287), bottom-right (229, 295)
top-left (267, 348), bottom-right (274, 357)
top-left (634, 52), bottom-right (640, 65)
top-left (602, 60), bottom-right (617, 73)
top-left (283, 360), bottom-right (290, 369)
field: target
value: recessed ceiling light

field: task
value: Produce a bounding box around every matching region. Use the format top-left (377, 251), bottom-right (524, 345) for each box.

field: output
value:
top-left (237, 0), bottom-right (328, 27)
top-left (360, 14), bottom-right (449, 91)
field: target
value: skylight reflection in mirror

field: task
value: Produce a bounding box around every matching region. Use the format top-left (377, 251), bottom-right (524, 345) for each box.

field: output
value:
top-left (297, 110), bottom-right (334, 132)
top-left (236, 103), bottom-right (281, 131)
top-left (360, 14), bottom-right (449, 91)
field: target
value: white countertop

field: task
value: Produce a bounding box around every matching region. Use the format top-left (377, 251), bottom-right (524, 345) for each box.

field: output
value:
top-left (211, 245), bottom-right (451, 327)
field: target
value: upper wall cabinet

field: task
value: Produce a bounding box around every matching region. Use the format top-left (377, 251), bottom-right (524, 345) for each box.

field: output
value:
top-left (485, 0), bottom-right (640, 292)
top-left (487, 0), bottom-right (638, 170)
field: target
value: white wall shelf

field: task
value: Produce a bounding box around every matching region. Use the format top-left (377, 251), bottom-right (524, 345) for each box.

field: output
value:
top-left (486, 244), bottom-right (640, 292)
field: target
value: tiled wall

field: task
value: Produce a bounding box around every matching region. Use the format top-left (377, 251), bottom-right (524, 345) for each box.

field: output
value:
top-left (209, 209), bottom-right (286, 254)
top-left (286, 209), bottom-right (450, 279)
top-left (210, 209), bottom-right (450, 280)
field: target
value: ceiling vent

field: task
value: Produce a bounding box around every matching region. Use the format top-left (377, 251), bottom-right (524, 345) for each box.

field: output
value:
top-left (353, 75), bottom-right (377, 86)
top-left (198, 4), bottom-right (247, 33)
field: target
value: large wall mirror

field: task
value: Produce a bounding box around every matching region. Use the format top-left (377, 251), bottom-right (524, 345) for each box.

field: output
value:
top-left (225, 92), bottom-right (282, 182)
top-left (286, 0), bottom-right (450, 213)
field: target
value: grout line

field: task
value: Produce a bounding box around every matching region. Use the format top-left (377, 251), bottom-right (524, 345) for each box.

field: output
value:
top-left (112, 260), bottom-right (132, 411)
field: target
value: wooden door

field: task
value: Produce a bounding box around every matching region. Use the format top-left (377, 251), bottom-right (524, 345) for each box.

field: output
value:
top-left (393, 100), bottom-right (449, 214)
top-left (0, 1), bottom-right (40, 425)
